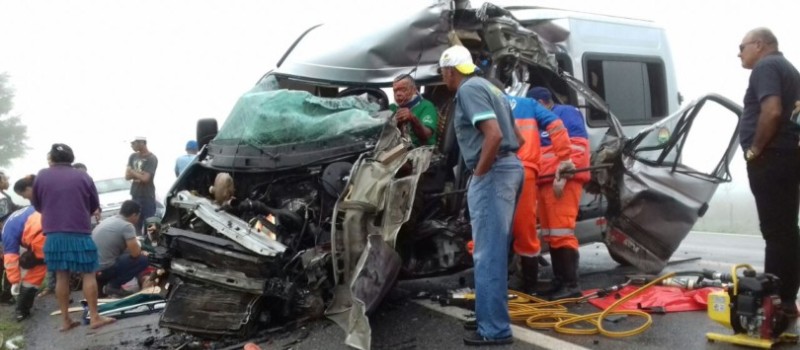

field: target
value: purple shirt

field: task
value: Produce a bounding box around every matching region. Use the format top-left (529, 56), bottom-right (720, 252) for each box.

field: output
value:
top-left (32, 164), bottom-right (100, 235)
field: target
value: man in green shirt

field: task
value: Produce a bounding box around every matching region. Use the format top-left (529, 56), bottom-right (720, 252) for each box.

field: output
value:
top-left (389, 74), bottom-right (439, 146)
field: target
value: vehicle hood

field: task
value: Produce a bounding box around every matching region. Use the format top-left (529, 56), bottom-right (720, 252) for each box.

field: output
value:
top-left (99, 190), bottom-right (131, 211)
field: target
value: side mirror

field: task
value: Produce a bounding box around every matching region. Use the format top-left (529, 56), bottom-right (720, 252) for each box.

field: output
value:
top-left (196, 118), bottom-right (218, 149)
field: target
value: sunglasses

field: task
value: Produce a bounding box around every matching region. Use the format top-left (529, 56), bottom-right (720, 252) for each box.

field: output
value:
top-left (739, 41), bottom-right (757, 53)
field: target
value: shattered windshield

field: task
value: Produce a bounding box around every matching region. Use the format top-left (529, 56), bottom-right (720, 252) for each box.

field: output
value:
top-left (215, 89), bottom-right (386, 147)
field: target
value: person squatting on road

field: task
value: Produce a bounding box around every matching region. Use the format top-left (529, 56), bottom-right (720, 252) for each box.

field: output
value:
top-left (504, 91), bottom-right (572, 295)
top-left (0, 170), bottom-right (20, 304)
top-left (528, 86), bottom-right (591, 300)
top-left (737, 27), bottom-right (800, 316)
top-left (33, 143), bottom-right (116, 331)
top-left (93, 200), bottom-right (149, 298)
top-left (2, 175), bottom-right (46, 321)
top-left (439, 45), bottom-right (524, 346)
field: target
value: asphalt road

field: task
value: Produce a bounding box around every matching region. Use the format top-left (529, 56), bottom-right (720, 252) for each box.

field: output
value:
top-left (5, 231), bottom-right (796, 350)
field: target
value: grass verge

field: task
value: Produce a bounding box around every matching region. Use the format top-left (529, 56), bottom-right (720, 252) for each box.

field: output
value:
top-left (0, 303), bottom-right (24, 349)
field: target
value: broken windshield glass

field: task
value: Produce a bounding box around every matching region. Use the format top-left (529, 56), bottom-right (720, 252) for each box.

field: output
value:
top-left (215, 89), bottom-right (386, 147)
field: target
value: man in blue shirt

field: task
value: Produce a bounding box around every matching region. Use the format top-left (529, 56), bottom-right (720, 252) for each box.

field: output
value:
top-left (174, 140), bottom-right (198, 176)
top-left (439, 45), bottom-right (523, 346)
top-left (737, 27), bottom-right (800, 316)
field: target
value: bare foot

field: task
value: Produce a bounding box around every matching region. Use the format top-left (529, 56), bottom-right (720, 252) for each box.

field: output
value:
top-left (89, 316), bottom-right (116, 330)
top-left (37, 289), bottom-right (53, 298)
top-left (244, 343), bottom-right (262, 350)
top-left (59, 320), bottom-right (81, 332)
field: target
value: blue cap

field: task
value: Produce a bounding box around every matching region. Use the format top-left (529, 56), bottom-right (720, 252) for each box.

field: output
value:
top-left (527, 86), bottom-right (552, 102)
top-left (185, 140), bottom-right (199, 151)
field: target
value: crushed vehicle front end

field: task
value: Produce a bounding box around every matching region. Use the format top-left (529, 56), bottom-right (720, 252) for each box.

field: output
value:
top-left (157, 89), bottom-right (405, 337)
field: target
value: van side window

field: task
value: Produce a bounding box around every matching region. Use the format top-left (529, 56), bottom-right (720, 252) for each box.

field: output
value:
top-left (583, 55), bottom-right (668, 126)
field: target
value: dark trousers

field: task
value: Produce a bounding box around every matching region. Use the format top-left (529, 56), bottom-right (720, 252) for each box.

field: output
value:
top-left (97, 253), bottom-right (149, 289)
top-left (0, 245), bottom-right (12, 301)
top-left (747, 148), bottom-right (800, 303)
top-left (132, 197), bottom-right (156, 235)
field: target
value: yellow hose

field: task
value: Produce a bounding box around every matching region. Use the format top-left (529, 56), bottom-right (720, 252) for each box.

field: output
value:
top-left (508, 271), bottom-right (677, 338)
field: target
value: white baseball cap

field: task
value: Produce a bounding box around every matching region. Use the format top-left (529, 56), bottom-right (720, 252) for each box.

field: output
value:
top-left (438, 45), bottom-right (478, 75)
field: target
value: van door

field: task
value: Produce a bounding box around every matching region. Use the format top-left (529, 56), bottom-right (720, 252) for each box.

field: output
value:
top-left (596, 94), bottom-right (742, 273)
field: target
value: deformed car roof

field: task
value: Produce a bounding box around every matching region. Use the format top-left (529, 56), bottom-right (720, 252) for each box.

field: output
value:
top-left (274, 3), bottom-right (449, 86)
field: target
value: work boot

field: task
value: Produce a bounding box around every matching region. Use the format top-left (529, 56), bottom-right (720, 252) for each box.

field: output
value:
top-left (15, 286), bottom-right (38, 322)
top-left (548, 249), bottom-right (582, 300)
top-left (520, 256), bottom-right (540, 296)
top-left (0, 271), bottom-right (14, 305)
top-left (537, 253), bottom-right (564, 298)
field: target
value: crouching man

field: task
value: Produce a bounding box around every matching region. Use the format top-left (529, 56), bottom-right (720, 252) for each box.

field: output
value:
top-left (2, 175), bottom-right (47, 321)
top-left (92, 200), bottom-right (149, 297)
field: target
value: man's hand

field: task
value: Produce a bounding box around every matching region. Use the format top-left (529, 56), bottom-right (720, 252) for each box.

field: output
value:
top-left (125, 166), bottom-right (134, 180)
top-left (395, 108), bottom-right (412, 124)
top-left (93, 208), bottom-right (102, 222)
top-left (556, 160), bottom-right (576, 180)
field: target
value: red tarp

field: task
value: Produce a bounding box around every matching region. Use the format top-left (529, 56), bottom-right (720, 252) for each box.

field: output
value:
top-left (585, 285), bottom-right (723, 313)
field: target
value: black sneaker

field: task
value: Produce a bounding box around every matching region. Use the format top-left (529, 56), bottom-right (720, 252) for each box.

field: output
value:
top-left (463, 331), bottom-right (513, 346)
top-left (463, 319), bottom-right (477, 331)
top-left (15, 310), bottom-right (30, 322)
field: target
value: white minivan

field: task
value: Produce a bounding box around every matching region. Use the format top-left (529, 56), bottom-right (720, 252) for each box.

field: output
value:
top-left (160, 2), bottom-right (742, 348)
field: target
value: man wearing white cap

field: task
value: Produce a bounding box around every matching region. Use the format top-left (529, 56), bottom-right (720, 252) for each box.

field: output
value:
top-left (125, 136), bottom-right (158, 235)
top-left (439, 45), bottom-right (523, 346)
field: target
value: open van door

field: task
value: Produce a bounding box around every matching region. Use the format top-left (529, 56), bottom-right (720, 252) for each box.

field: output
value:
top-left (589, 94), bottom-right (742, 273)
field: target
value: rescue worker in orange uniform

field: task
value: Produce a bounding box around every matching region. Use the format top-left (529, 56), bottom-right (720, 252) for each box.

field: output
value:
top-left (2, 175), bottom-right (47, 321)
top-left (528, 87), bottom-right (590, 300)
top-left (504, 94), bottom-right (571, 295)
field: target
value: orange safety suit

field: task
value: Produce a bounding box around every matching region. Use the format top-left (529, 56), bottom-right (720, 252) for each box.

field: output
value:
top-left (2, 208), bottom-right (47, 288)
top-left (508, 96), bottom-right (571, 257)
top-left (538, 104), bottom-right (591, 251)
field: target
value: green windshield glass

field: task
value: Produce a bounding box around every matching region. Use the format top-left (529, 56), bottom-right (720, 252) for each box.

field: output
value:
top-left (216, 87), bottom-right (384, 146)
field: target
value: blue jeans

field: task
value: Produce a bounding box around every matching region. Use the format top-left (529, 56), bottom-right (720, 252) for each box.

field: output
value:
top-left (468, 155), bottom-right (523, 339)
top-left (97, 253), bottom-right (149, 289)
top-left (132, 197), bottom-right (156, 235)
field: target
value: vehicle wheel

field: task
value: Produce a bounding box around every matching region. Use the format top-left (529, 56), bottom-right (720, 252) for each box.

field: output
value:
top-left (196, 118), bottom-right (218, 148)
top-left (607, 248), bottom-right (632, 266)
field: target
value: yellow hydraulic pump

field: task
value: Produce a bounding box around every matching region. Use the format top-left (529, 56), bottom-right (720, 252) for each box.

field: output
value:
top-left (706, 264), bottom-right (798, 349)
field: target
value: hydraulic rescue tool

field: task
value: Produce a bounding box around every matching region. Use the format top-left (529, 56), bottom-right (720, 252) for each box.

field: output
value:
top-left (706, 264), bottom-right (798, 348)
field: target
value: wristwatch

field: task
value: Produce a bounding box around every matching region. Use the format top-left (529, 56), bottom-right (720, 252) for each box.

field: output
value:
top-left (745, 148), bottom-right (757, 162)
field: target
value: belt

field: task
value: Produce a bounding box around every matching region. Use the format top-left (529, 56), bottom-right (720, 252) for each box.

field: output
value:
top-left (496, 150), bottom-right (515, 159)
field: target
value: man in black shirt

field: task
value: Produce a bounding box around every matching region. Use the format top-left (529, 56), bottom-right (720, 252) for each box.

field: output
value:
top-left (738, 27), bottom-right (800, 316)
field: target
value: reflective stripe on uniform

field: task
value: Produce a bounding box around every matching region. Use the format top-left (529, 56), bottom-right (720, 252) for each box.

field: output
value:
top-left (541, 228), bottom-right (574, 237)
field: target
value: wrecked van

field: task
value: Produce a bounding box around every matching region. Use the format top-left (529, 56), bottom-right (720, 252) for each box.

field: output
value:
top-left (154, 1), bottom-right (742, 349)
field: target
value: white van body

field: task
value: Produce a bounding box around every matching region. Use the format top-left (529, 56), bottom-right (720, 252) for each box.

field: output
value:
top-left (510, 8), bottom-right (681, 244)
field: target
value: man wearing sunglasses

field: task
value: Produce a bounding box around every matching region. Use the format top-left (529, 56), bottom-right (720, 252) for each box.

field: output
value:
top-left (738, 27), bottom-right (800, 317)
top-left (389, 74), bottom-right (439, 147)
